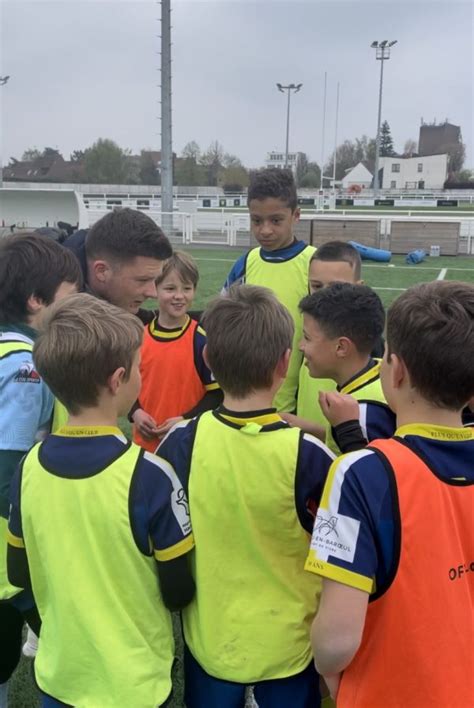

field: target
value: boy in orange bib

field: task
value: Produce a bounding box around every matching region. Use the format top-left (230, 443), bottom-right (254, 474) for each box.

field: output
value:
top-left (132, 252), bottom-right (221, 452)
top-left (306, 281), bottom-right (474, 708)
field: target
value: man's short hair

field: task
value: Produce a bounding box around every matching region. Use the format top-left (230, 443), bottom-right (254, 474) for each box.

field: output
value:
top-left (300, 283), bottom-right (385, 355)
top-left (156, 251), bottom-right (199, 287)
top-left (247, 168), bottom-right (298, 211)
top-left (34, 293), bottom-right (143, 415)
top-left (85, 208), bottom-right (173, 263)
top-left (202, 284), bottom-right (294, 398)
top-left (311, 240), bottom-right (362, 280)
top-left (0, 232), bottom-right (82, 324)
top-left (387, 281), bottom-right (474, 410)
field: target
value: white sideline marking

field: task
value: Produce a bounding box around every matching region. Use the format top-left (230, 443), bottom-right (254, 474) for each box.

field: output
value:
top-left (192, 257), bottom-right (474, 273)
top-left (373, 287), bottom-right (406, 291)
top-left (437, 268), bottom-right (448, 280)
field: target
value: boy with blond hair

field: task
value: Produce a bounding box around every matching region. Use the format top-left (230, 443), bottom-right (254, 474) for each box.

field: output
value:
top-left (307, 281), bottom-right (474, 707)
top-left (7, 294), bottom-right (195, 707)
top-left (132, 251), bottom-right (221, 451)
top-left (158, 284), bottom-right (335, 707)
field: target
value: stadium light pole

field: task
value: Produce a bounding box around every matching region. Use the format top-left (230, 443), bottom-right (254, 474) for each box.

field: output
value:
top-left (0, 76), bottom-right (10, 189)
top-left (371, 40), bottom-right (397, 196)
top-left (276, 83), bottom-right (303, 168)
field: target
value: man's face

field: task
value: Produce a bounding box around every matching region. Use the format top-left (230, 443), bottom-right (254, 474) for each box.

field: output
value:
top-left (249, 197), bottom-right (299, 251)
top-left (299, 313), bottom-right (338, 379)
top-left (309, 259), bottom-right (360, 293)
top-left (102, 256), bottom-right (163, 313)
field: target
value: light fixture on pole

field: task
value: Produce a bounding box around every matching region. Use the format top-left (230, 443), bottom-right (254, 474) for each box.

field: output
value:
top-left (276, 82), bottom-right (303, 168)
top-left (371, 40), bottom-right (397, 196)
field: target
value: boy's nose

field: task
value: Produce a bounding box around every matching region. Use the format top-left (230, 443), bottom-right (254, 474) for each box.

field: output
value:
top-left (143, 281), bottom-right (158, 299)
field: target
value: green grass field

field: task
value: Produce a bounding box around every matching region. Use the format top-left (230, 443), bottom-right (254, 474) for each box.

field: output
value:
top-left (8, 246), bottom-right (474, 707)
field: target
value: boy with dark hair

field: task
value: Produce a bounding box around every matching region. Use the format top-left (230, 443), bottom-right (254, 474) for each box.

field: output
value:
top-left (158, 284), bottom-right (335, 708)
top-left (132, 251), bottom-right (221, 451)
top-left (7, 293), bottom-right (195, 707)
top-left (223, 168), bottom-right (315, 411)
top-left (64, 207), bottom-right (173, 321)
top-left (299, 283), bottom-right (395, 454)
top-left (296, 241), bottom-right (365, 431)
top-left (307, 281), bottom-right (474, 707)
top-left (0, 232), bottom-right (82, 702)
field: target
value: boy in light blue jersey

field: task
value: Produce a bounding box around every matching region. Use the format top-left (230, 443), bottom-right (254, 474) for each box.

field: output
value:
top-left (0, 233), bottom-right (81, 703)
top-left (223, 168), bottom-right (315, 412)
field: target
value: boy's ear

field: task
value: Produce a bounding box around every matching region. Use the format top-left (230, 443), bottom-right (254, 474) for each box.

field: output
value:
top-left (335, 336), bottom-right (352, 358)
top-left (293, 207), bottom-right (301, 223)
top-left (276, 348), bottom-right (291, 379)
top-left (108, 366), bottom-right (126, 396)
top-left (26, 294), bottom-right (44, 316)
top-left (389, 353), bottom-right (407, 391)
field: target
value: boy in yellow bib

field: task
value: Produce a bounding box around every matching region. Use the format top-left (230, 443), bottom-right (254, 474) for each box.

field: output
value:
top-left (223, 169), bottom-right (315, 412)
top-left (7, 294), bottom-right (195, 708)
top-left (158, 284), bottom-right (335, 708)
top-left (299, 284), bottom-right (395, 455)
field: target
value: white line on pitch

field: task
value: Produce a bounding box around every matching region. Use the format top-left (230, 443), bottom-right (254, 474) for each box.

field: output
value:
top-left (437, 268), bottom-right (448, 280)
top-left (373, 287), bottom-right (406, 291)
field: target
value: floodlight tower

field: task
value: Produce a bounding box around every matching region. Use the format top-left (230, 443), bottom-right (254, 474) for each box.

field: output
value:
top-left (276, 83), bottom-right (303, 168)
top-left (371, 40), bottom-right (397, 195)
top-left (0, 75), bottom-right (11, 189)
top-left (161, 1), bottom-right (173, 235)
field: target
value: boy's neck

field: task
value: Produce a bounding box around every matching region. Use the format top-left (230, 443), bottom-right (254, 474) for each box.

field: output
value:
top-left (395, 398), bottom-right (464, 430)
top-left (65, 404), bottom-right (120, 429)
top-left (222, 390), bottom-right (275, 412)
top-left (157, 312), bottom-right (189, 329)
top-left (335, 355), bottom-right (373, 389)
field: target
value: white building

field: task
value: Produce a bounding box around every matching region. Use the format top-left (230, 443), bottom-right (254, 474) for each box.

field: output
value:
top-left (379, 154), bottom-right (448, 190)
top-left (341, 161), bottom-right (374, 190)
top-left (265, 151), bottom-right (304, 176)
top-left (341, 154), bottom-right (448, 191)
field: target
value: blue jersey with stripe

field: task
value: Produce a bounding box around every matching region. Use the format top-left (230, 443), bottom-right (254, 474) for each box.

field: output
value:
top-left (8, 427), bottom-right (193, 561)
top-left (306, 424), bottom-right (474, 594)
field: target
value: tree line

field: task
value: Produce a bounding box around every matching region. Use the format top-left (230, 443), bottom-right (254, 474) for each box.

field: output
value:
top-left (10, 120), bottom-right (469, 188)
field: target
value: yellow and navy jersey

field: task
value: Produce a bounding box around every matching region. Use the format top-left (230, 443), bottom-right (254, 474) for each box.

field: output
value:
top-left (158, 407), bottom-right (335, 534)
top-left (327, 360), bottom-right (396, 454)
top-left (8, 426), bottom-right (194, 562)
top-left (222, 238), bottom-right (312, 290)
top-left (305, 424), bottom-right (474, 595)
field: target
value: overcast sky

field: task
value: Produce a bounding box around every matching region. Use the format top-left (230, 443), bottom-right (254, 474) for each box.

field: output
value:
top-left (1, 0), bottom-right (473, 169)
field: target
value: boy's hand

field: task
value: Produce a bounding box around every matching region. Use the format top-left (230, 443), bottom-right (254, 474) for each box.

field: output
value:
top-left (280, 412), bottom-right (326, 440)
top-left (155, 416), bottom-right (184, 437)
top-left (323, 672), bottom-right (341, 700)
top-left (132, 409), bottom-right (159, 440)
top-left (319, 391), bottom-right (360, 427)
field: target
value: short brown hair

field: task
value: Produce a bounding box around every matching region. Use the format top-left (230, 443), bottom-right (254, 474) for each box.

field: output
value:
top-left (311, 240), bottom-right (362, 281)
top-left (202, 284), bottom-right (294, 397)
top-left (156, 251), bottom-right (199, 287)
top-left (86, 208), bottom-right (173, 263)
top-left (387, 281), bottom-right (474, 410)
top-left (34, 293), bottom-right (143, 414)
top-left (0, 232), bottom-right (82, 324)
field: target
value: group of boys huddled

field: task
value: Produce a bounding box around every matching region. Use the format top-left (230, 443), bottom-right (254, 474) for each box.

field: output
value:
top-left (0, 167), bottom-right (473, 708)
